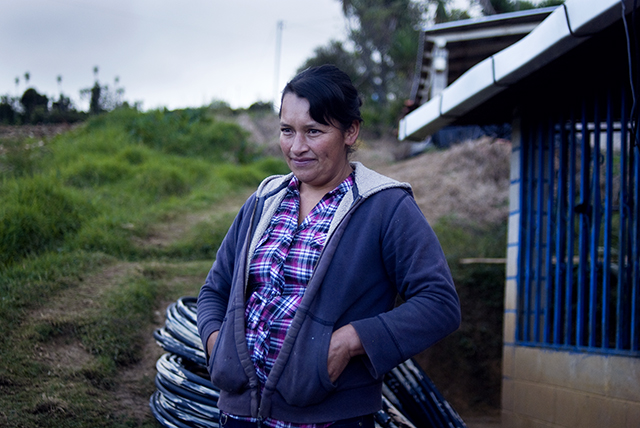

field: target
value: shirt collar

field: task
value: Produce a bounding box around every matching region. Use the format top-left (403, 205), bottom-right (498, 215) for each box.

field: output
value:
top-left (286, 172), bottom-right (355, 199)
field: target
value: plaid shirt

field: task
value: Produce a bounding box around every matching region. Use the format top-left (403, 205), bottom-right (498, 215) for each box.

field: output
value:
top-left (236, 174), bottom-right (354, 428)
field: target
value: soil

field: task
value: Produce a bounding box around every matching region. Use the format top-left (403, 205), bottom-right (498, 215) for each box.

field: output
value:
top-left (0, 123), bottom-right (78, 141)
top-left (9, 119), bottom-right (509, 427)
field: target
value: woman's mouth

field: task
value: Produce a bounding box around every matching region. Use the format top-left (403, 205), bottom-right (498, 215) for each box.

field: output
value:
top-left (291, 158), bottom-right (315, 168)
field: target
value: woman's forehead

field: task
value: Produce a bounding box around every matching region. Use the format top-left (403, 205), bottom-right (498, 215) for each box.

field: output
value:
top-left (280, 95), bottom-right (312, 122)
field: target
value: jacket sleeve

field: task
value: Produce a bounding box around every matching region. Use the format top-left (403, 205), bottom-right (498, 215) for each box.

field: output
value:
top-left (351, 192), bottom-right (461, 378)
top-left (196, 195), bottom-right (254, 357)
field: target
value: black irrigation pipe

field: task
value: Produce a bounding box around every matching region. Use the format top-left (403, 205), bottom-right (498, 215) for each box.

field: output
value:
top-left (151, 297), bottom-right (467, 428)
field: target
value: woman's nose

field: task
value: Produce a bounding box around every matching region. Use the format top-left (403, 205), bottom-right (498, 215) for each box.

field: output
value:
top-left (290, 134), bottom-right (308, 154)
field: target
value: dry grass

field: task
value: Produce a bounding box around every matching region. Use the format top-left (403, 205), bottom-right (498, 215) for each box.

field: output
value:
top-left (379, 137), bottom-right (512, 226)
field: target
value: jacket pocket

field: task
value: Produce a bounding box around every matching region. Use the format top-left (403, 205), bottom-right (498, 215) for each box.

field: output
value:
top-left (208, 317), bottom-right (250, 393)
top-left (275, 321), bottom-right (336, 406)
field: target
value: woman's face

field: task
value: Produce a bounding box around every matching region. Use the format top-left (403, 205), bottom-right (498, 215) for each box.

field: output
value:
top-left (279, 93), bottom-right (359, 195)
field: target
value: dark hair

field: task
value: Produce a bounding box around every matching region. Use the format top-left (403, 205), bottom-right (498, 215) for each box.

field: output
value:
top-left (280, 64), bottom-right (363, 133)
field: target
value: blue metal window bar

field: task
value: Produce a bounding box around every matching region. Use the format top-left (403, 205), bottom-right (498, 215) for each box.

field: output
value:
top-left (517, 85), bottom-right (640, 355)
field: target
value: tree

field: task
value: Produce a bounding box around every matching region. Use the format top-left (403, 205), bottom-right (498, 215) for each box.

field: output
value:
top-left (80, 81), bottom-right (126, 114)
top-left (339, 0), bottom-right (423, 107)
top-left (80, 66), bottom-right (127, 114)
top-left (298, 40), bottom-right (360, 83)
top-left (475, 0), bottom-right (564, 14)
top-left (0, 96), bottom-right (17, 124)
top-left (52, 94), bottom-right (72, 113)
top-left (298, 1), bottom-right (472, 131)
top-left (20, 88), bottom-right (48, 123)
top-left (90, 82), bottom-right (103, 114)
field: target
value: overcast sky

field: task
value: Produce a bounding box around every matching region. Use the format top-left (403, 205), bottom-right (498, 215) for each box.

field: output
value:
top-left (1, 0), bottom-right (348, 111)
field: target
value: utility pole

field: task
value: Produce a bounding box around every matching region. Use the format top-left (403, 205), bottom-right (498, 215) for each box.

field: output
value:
top-left (273, 20), bottom-right (284, 111)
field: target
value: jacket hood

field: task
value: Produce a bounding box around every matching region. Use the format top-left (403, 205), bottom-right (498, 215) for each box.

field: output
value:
top-left (246, 162), bottom-right (412, 265)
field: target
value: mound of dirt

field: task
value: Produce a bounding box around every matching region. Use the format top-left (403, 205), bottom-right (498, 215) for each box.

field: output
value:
top-left (375, 137), bottom-right (512, 226)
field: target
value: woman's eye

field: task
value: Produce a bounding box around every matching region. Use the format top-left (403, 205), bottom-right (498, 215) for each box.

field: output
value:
top-left (281, 128), bottom-right (292, 134)
top-left (308, 129), bottom-right (321, 135)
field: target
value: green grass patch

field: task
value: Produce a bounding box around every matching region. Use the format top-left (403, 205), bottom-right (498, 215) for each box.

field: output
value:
top-left (0, 250), bottom-right (112, 342)
top-left (79, 275), bottom-right (158, 369)
top-left (0, 136), bottom-right (52, 177)
top-left (161, 211), bottom-right (237, 261)
top-left (0, 107), bottom-right (286, 426)
top-left (63, 157), bottom-right (133, 188)
top-left (0, 176), bottom-right (95, 266)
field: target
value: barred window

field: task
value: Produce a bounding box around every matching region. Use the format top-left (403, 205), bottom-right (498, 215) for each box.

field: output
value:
top-left (517, 87), bottom-right (639, 355)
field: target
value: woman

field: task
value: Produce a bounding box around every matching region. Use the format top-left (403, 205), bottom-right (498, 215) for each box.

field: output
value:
top-left (197, 65), bottom-right (460, 428)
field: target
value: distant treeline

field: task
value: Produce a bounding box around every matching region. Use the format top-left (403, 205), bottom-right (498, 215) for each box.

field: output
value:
top-left (1, 84), bottom-right (275, 127)
top-left (1, 88), bottom-right (88, 125)
top-left (0, 77), bottom-right (137, 126)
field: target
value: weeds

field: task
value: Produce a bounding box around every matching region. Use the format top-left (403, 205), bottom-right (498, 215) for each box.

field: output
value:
top-left (0, 108), bottom-right (286, 427)
top-left (79, 275), bottom-right (158, 368)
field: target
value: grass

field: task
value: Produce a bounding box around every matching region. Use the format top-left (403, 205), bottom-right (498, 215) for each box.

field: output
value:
top-left (0, 107), bottom-right (288, 427)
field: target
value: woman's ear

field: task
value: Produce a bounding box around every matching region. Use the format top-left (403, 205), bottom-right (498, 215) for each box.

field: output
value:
top-left (344, 121), bottom-right (360, 147)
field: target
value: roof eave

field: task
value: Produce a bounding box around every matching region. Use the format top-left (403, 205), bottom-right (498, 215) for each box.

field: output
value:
top-left (399, 0), bottom-right (637, 142)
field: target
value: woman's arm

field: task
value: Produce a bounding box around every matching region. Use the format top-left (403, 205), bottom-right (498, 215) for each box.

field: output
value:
top-left (351, 193), bottom-right (461, 377)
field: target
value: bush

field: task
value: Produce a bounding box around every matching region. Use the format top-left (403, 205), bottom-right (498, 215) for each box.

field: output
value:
top-left (124, 108), bottom-right (255, 162)
top-left (117, 145), bottom-right (148, 165)
top-left (71, 216), bottom-right (137, 258)
top-left (63, 158), bottom-right (132, 187)
top-left (253, 157), bottom-right (290, 176)
top-left (0, 137), bottom-right (51, 178)
top-left (131, 162), bottom-right (191, 200)
top-left (0, 177), bottom-right (93, 266)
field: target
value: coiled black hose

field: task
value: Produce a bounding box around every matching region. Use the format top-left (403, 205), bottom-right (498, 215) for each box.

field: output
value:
top-left (151, 297), bottom-right (466, 428)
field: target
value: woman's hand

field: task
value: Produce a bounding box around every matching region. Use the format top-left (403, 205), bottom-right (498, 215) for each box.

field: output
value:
top-left (206, 330), bottom-right (219, 359)
top-left (327, 324), bottom-right (365, 383)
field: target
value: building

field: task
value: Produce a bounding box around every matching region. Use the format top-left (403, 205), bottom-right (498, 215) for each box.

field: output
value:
top-left (399, 1), bottom-right (640, 426)
top-left (409, 7), bottom-right (554, 108)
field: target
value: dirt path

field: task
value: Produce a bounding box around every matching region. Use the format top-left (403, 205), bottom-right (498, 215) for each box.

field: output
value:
top-left (21, 185), bottom-right (254, 425)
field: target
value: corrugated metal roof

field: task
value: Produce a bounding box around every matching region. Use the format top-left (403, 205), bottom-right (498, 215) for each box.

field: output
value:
top-left (421, 6), bottom-right (557, 34)
top-left (409, 8), bottom-right (555, 107)
top-left (399, 0), bottom-right (638, 141)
